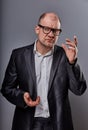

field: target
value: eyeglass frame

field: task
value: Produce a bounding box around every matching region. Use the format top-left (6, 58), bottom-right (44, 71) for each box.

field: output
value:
top-left (38, 24), bottom-right (62, 36)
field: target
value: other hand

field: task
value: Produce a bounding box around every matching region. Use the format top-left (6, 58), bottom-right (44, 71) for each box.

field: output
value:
top-left (23, 92), bottom-right (40, 107)
top-left (62, 36), bottom-right (78, 64)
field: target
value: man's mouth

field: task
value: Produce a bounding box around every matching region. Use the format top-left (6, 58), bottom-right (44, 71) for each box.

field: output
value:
top-left (46, 39), bottom-right (54, 43)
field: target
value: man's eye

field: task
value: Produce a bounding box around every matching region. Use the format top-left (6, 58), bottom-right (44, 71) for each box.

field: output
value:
top-left (44, 27), bottom-right (50, 31)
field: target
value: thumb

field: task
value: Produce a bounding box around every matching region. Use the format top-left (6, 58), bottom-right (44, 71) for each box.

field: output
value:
top-left (24, 92), bottom-right (31, 102)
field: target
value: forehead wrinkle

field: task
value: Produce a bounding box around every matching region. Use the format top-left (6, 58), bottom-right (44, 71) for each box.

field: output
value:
top-left (40, 19), bottom-right (60, 29)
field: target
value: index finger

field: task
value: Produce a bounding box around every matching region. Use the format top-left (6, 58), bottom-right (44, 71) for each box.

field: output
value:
top-left (74, 36), bottom-right (78, 46)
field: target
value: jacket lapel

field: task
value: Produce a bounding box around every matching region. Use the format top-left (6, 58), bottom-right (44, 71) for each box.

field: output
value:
top-left (24, 44), bottom-right (36, 86)
top-left (48, 46), bottom-right (63, 93)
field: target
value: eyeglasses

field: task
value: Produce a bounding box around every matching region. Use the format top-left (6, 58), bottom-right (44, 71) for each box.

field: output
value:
top-left (38, 24), bottom-right (62, 36)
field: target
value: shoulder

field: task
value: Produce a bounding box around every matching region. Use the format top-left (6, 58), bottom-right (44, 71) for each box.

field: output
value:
top-left (12, 43), bottom-right (34, 55)
top-left (54, 45), bottom-right (65, 55)
top-left (54, 45), bottom-right (67, 62)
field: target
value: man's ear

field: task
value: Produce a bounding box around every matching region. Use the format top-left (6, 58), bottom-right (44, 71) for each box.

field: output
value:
top-left (35, 25), bottom-right (40, 34)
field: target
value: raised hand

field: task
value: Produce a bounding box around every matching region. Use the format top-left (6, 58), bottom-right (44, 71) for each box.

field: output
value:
top-left (23, 92), bottom-right (40, 107)
top-left (62, 36), bottom-right (78, 64)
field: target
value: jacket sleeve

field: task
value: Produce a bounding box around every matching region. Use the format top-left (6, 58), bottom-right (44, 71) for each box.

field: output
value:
top-left (1, 50), bottom-right (26, 108)
top-left (66, 59), bottom-right (87, 95)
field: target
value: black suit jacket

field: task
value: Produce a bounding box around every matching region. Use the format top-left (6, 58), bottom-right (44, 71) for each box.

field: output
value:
top-left (1, 43), bottom-right (87, 130)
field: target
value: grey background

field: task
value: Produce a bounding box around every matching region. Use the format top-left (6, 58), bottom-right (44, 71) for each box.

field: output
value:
top-left (0, 0), bottom-right (88, 130)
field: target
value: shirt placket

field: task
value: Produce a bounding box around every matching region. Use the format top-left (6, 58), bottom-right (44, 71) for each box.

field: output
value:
top-left (41, 57), bottom-right (49, 117)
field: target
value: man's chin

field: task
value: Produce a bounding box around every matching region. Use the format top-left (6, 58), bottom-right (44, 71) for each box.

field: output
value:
top-left (47, 43), bottom-right (55, 48)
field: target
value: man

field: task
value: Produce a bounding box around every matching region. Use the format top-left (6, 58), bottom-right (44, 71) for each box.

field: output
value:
top-left (1, 12), bottom-right (87, 130)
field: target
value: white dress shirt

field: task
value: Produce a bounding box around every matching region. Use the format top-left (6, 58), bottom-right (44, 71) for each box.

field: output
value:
top-left (34, 41), bottom-right (53, 118)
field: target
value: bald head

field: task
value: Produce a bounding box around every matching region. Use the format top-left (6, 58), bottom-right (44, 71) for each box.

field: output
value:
top-left (38, 12), bottom-right (61, 25)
